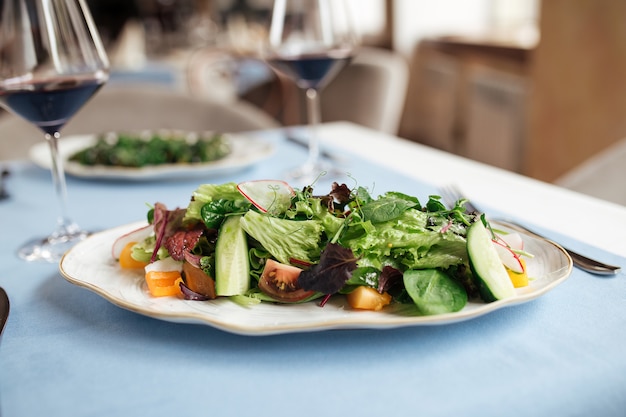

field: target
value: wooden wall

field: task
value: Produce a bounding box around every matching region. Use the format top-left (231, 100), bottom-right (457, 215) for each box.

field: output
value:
top-left (525, 0), bottom-right (626, 181)
top-left (398, 0), bottom-right (626, 183)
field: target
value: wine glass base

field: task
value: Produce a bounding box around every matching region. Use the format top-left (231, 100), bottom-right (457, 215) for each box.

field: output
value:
top-left (286, 159), bottom-right (347, 186)
top-left (17, 225), bottom-right (89, 263)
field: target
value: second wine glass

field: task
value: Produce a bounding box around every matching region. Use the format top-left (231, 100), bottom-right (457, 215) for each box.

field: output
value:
top-left (265, 0), bottom-right (358, 183)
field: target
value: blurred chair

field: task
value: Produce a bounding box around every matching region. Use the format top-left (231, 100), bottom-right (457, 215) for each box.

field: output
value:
top-left (462, 65), bottom-right (528, 173)
top-left (0, 84), bottom-right (280, 160)
top-left (321, 46), bottom-right (410, 135)
top-left (400, 51), bottom-right (459, 153)
top-left (554, 138), bottom-right (626, 206)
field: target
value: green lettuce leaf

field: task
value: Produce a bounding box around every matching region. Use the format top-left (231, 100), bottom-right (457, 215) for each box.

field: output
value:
top-left (240, 210), bottom-right (324, 264)
top-left (341, 208), bottom-right (467, 271)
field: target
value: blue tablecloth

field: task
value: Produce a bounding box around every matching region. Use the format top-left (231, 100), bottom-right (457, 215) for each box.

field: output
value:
top-left (1, 127), bottom-right (625, 417)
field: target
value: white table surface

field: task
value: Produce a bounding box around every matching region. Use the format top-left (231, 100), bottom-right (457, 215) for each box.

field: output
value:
top-left (0, 122), bottom-right (624, 417)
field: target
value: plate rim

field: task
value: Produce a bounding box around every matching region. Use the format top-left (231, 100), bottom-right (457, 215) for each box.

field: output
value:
top-left (29, 132), bottom-right (274, 181)
top-left (59, 221), bottom-right (573, 336)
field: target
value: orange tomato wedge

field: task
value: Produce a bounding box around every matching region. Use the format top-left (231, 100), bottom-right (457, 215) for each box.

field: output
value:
top-left (346, 286), bottom-right (392, 311)
top-left (118, 242), bottom-right (149, 269)
top-left (145, 270), bottom-right (183, 297)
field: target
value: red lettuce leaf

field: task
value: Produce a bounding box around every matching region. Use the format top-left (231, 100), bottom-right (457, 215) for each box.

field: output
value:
top-left (378, 265), bottom-right (403, 293)
top-left (151, 202), bottom-right (189, 262)
top-left (297, 243), bottom-right (358, 294)
top-left (329, 182), bottom-right (352, 204)
top-left (164, 225), bottom-right (204, 261)
top-left (314, 182), bottom-right (353, 212)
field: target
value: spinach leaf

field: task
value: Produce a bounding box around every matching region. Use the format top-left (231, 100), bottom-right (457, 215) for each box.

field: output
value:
top-left (425, 195), bottom-right (447, 212)
top-left (403, 269), bottom-right (467, 315)
top-left (200, 198), bottom-right (251, 229)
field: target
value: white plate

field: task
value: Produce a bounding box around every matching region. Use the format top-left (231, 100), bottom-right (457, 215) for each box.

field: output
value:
top-left (29, 133), bottom-right (274, 181)
top-left (60, 221), bottom-right (572, 336)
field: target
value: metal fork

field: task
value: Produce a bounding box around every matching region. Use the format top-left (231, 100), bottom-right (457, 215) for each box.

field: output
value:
top-left (439, 184), bottom-right (622, 276)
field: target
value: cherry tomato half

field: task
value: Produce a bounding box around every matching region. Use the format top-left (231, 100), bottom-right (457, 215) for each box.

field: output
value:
top-left (258, 259), bottom-right (315, 303)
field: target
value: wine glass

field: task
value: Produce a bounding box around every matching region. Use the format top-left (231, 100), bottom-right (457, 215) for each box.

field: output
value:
top-left (265, 0), bottom-right (358, 183)
top-left (0, 0), bottom-right (109, 262)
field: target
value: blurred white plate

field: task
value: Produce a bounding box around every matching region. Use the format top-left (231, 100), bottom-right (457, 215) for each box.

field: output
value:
top-left (60, 221), bottom-right (573, 336)
top-left (29, 133), bottom-right (274, 181)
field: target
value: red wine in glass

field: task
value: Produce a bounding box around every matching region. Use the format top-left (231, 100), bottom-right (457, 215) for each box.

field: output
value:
top-left (0, 77), bottom-right (105, 135)
top-left (267, 51), bottom-right (353, 91)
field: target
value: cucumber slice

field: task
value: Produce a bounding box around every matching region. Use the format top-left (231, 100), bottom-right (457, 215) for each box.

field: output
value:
top-left (215, 215), bottom-right (250, 296)
top-left (467, 220), bottom-right (516, 302)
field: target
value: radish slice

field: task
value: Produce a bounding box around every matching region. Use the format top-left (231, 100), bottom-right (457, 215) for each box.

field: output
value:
top-left (237, 180), bottom-right (295, 215)
top-left (496, 231), bottom-right (524, 251)
top-left (111, 224), bottom-right (153, 259)
top-left (492, 240), bottom-right (525, 273)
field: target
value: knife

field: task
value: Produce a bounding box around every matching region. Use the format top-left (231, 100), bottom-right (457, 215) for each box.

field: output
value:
top-left (0, 287), bottom-right (9, 337)
top-left (285, 135), bottom-right (345, 163)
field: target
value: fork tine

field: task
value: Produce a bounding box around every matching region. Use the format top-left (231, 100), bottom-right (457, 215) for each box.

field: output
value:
top-left (438, 184), bottom-right (480, 213)
top-left (438, 185), bottom-right (456, 209)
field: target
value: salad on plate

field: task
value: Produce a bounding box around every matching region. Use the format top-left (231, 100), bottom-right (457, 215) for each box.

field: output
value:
top-left (112, 180), bottom-right (533, 316)
top-left (68, 130), bottom-right (231, 168)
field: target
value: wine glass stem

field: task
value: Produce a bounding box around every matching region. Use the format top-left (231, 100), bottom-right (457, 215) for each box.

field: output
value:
top-left (45, 132), bottom-right (73, 233)
top-left (305, 87), bottom-right (321, 166)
